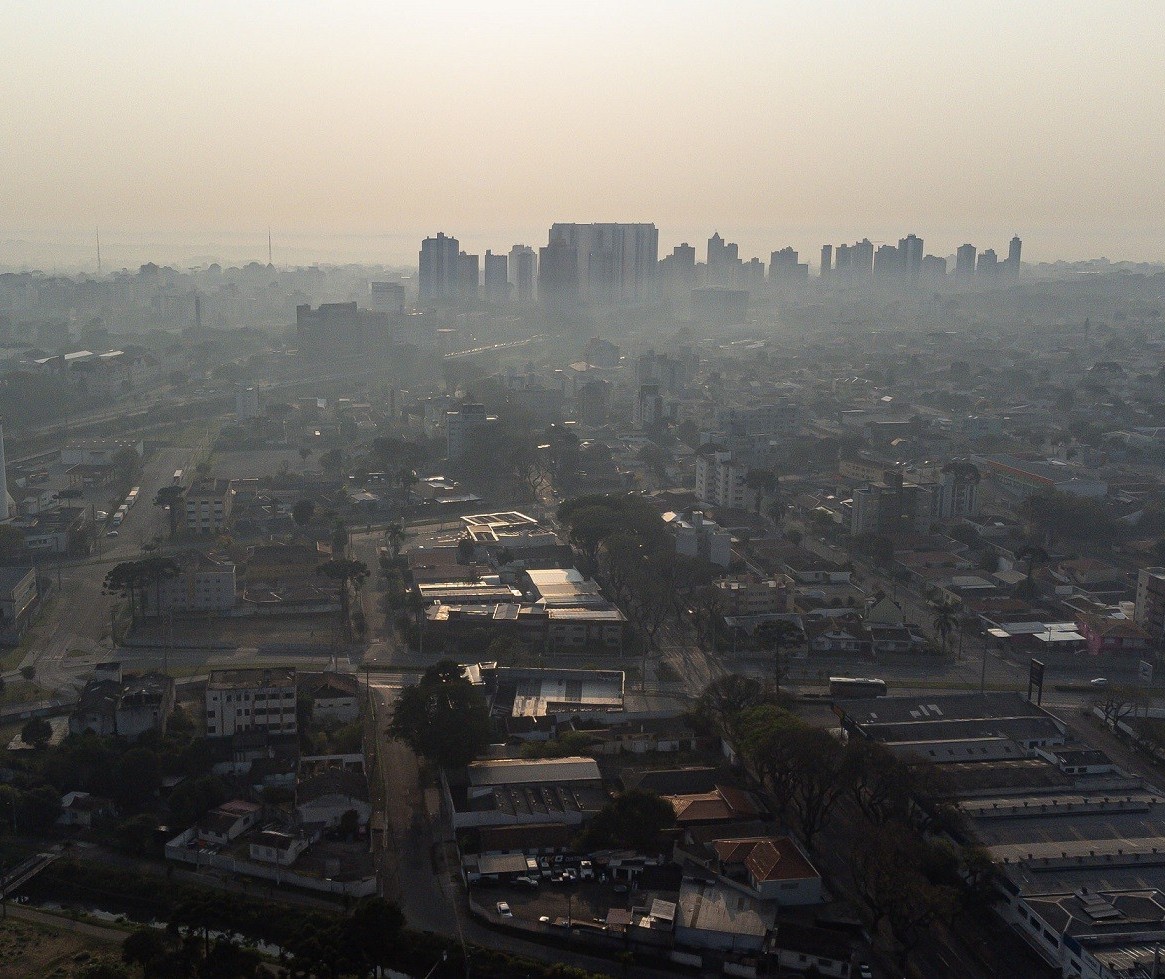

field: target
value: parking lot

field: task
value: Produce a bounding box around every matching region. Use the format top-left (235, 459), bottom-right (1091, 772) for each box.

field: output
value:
top-left (474, 874), bottom-right (634, 927)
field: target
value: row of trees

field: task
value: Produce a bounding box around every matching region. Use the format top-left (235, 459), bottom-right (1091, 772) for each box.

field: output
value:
top-left (699, 675), bottom-right (994, 969)
top-left (558, 494), bottom-right (719, 650)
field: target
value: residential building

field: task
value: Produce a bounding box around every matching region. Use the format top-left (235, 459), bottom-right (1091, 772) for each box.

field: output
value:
top-left (850, 471), bottom-right (934, 537)
top-left (545, 223), bottom-right (658, 304)
top-left (198, 799), bottom-right (263, 845)
top-left (819, 244), bottom-right (832, 279)
top-left (675, 878), bottom-right (776, 952)
top-left (1007, 234), bottom-right (1022, 274)
top-left (707, 835), bottom-right (823, 904)
top-left (367, 280), bottom-right (404, 312)
top-left (69, 664), bottom-right (175, 740)
top-left (508, 244), bottom-right (537, 302)
top-left (483, 250), bottom-right (508, 303)
top-left (694, 449), bottom-right (747, 509)
top-left (304, 672), bottom-right (360, 723)
top-left (457, 250), bottom-right (479, 302)
top-left (669, 510), bottom-right (733, 567)
top-left (205, 668), bottom-right (297, 739)
top-left (183, 479), bottom-right (234, 534)
top-left (955, 243), bottom-right (977, 277)
top-left (418, 232), bottom-right (460, 303)
top-left (446, 403), bottom-right (494, 462)
top-left (0, 566), bottom-right (38, 640)
top-left (145, 550), bottom-right (236, 615)
top-left (297, 756), bottom-right (371, 829)
top-left (898, 233), bottom-right (924, 280)
top-left (713, 578), bottom-right (788, 616)
top-left (1135, 567), bottom-right (1165, 641)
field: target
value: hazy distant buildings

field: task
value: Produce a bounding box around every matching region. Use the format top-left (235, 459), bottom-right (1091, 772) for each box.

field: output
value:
top-left (954, 243), bottom-right (977, 278)
top-left (483, 251), bottom-right (508, 303)
top-left (874, 243), bottom-right (901, 280)
top-left (508, 244), bottom-right (537, 302)
top-left (368, 280), bottom-right (405, 312)
top-left (538, 239), bottom-right (580, 309)
top-left (920, 254), bottom-right (948, 281)
top-left (446, 403), bottom-right (494, 461)
top-left (707, 232), bottom-right (742, 287)
top-left (1007, 234), bottom-right (1022, 274)
top-left (297, 302), bottom-right (387, 360)
top-left (819, 244), bottom-right (832, 279)
top-left (898, 234), bottom-right (923, 280)
top-left (457, 251), bottom-right (479, 302)
top-left (977, 248), bottom-right (999, 276)
top-left (543, 223), bottom-right (658, 305)
top-left (769, 246), bottom-right (808, 283)
top-left (419, 232), bottom-right (460, 303)
top-left (659, 242), bottom-right (697, 299)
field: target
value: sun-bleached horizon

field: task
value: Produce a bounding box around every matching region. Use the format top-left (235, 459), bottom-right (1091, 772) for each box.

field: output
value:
top-left (3, 1), bottom-right (1163, 270)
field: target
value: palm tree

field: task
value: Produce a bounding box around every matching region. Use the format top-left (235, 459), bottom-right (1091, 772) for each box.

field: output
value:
top-left (315, 558), bottom-right (370, 642)
top-left (384, 522), bottom-right (406, 561)
top-left (931, 598), bottom-right (959, 656)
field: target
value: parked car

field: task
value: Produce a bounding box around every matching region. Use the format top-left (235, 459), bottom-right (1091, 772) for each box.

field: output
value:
top-left (858, 964), bottom-right (873, 979)
top-left (105, 530), bottom-right (119, 538)
top-left (613, 883), bottom-right (629, 894)
top-left (579, 860), bottom-right (594, 880)
top-left (1090, 677), bottom-right (1110, 688)
top-left (514, 876), bottom-right (539, 889)
top-left (496, 902), bottom-right (512, 917)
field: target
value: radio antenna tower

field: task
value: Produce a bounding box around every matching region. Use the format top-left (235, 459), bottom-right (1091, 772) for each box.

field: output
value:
top-left (96, 227), bottom-right (102, 277)
top-left (268, 227), bottom-right (273, 266)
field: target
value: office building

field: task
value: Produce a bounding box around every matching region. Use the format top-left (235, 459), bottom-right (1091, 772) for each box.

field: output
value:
top-left (419, 232), bottom-right (460, 303)
top-left (483, 250), bottom-right (508, 303)
top-left (819, 244), bottom-right (832, 279)
top-left (633, 383), bottom-right (663, 429)
top-left (977, 248), bottom-right (999, 276)
top-left (296, 302), bottom-right (383, 360)
top-left (545, 223), bottom-right (658, 304)
top-left (955, 243), bottom-right (977, 277)
top-left (508, 244), bottom-right (537, 302)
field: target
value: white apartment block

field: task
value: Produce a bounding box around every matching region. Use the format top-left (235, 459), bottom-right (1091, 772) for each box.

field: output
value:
top-left (695, 450), bottom-right (748, 509)
top-left (149, 551), bottom-right (237, 615)
top-left (184, 479), bottom-right (234, 534)
top-left (205, 668), bottom-right (297, 739)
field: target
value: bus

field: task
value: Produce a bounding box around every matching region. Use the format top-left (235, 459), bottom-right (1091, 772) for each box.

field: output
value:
top-left (829, 677), bottom-right (888, 699)
top-left (172, 469), bottom-right (184, 486)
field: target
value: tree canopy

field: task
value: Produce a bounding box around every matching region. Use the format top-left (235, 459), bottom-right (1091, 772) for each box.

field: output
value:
top-left (389, 660), bottom-right (491, 768)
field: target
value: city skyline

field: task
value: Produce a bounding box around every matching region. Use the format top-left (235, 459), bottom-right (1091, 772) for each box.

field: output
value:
top-left (4, 2), bottom-right (1165, 269)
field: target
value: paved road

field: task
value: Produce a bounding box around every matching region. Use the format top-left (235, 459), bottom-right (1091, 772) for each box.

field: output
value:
top-left (5, 442), bottom-right (207, 699)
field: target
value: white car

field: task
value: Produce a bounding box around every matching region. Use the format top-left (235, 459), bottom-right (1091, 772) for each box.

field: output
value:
top-left (496, 901), bottom-right (512, 917)
top-left (1090, 677), bottom-right (1110, 688)
top-left (105, 529), bottom-right (119, 538)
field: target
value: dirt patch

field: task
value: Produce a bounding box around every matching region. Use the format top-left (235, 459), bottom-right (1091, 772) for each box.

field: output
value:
top-left (0, 918), bottom-right (128, 979)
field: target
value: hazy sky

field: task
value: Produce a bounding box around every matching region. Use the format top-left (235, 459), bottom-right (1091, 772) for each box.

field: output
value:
top-left (3, 1), bottom-right (1164, 270)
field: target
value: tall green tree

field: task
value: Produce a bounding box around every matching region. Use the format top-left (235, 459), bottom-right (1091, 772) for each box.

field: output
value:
top-left (389, 659), bottom-right (491, 768)
top-left (315, 558), bottom-right (369, 641)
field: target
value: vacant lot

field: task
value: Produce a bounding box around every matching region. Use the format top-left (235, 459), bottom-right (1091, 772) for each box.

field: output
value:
top-left (0, 918), bottom-right (128, 979)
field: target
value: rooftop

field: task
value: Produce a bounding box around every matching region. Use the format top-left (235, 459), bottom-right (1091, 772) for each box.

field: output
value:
top-left (208, 667), bottom-right (296, 690)
top-left (466, 756), bottom-right (601, 787)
